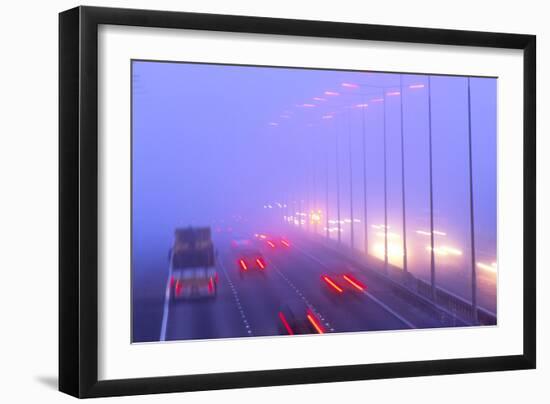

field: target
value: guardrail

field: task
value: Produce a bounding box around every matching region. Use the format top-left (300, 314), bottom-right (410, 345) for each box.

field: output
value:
top-left (301, 231), bottom-right (497, 327)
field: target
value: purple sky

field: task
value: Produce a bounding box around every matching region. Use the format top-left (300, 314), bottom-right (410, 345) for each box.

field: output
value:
top-left (132, 60), bottom-right (497, 309)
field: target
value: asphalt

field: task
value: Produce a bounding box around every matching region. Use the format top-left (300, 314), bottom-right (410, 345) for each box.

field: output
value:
top-left (131, 229), bottom-right (474, 343)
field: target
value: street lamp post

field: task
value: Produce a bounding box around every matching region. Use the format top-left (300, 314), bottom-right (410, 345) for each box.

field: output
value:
top-left (399, 75), bottom-right (409, 275)
top-left (382, 92), bottom-right (389, 274)
top-left (348, 108), bottom-right (355, 250)
top-left (466, 77), bottom-right (479, 323)
top-left (336, 115), bottom-right (342, 244)
top-left (325, 143), bottom-right (330, 239)
top-left (311, 126), bottom-right (318, 235)
top-left (360, 98), bottom-right (370, 257)
top-left (428, 75), bottom-right (437, 301)
top-left (342, 84), bottom-right (391, 273)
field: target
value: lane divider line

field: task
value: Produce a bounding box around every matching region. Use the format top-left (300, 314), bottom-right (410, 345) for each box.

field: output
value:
top-left (291, 242), bottom-right (416, 329)
top-left (219, 255), bottom-right (253, 336)
top-left (267, 258), bottom-right (335, 333)
top-left (159, 251), bottom-right (174, 342)
top-left (361, 291), bottom-right (416, 329)
top-left (159, 276), bottom-right (171, 341)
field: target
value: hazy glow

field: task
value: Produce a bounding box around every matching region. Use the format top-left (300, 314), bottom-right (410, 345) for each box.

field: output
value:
top-left (372, 242), bottom-right (404, 268)
top-left (131, 61), bottom-right (498, 341)
top-left (416, 229), bottom-right (447, 236)
top-left (477, 262), bottom-right (497, 273)
top-left (375, 231), bottom-right (400, 239)
top-left (324, 227), bottom-right (343, 233)
top-left (341, 82), bottom-right (359, 88)
top-left (426, 246), bottom-right (463, 256)
top-left (416, 230), bottom-right (431, 236)
top-left (310, 210), bottom-right (322, 224)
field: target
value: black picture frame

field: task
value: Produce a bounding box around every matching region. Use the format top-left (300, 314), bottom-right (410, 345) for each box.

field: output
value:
top-left (59, 5), bottom-right (536, 398)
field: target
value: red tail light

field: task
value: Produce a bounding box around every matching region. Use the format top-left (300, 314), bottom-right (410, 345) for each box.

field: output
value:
top-left (322, 275), bottom-right (343, 293)
top-left (256, 258), bottom-right (266, 269)
top-left (278, 312), bottom-right (294, 335)
top-left (306, 310), bottom-right (325, 334)
top-left (267, 240), bottom-right (276, 248)
top-left (208, 277), bottom-right (214, 293)
top-left (239, 259), bottom-right (248, 270)
top-left (281, 240), bottom-right (290, 247)
top-left (343, 274), bottom-right (366, 291)
top-left (175, 280), bottom-right (183, 296)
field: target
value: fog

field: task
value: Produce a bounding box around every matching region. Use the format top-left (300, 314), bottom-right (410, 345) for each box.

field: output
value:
top-left (132, 60), bottom-right (496, 310)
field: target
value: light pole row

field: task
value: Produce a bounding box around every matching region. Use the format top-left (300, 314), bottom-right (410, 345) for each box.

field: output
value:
top-left (272, 75), bottom-right (480, 321)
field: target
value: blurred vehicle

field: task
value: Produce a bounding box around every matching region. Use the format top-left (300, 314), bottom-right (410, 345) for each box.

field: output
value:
top-left (169, 227), bottom-right (218, 300)
top-left (256, 234), bottom-right (290, 249)
top-left (236, 248), bottom-right (267, 272)
top-left (321, 272), bottom-right (367, 295)
top-left (278, 301), bottom-right (325, 335)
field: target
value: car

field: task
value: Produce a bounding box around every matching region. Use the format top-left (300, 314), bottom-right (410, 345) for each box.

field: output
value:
top-left (320, 272), bottom-right (367, 295)
top-left (259, 235), bottom-right (291, 249)
top-left (277, 301), bottom-right (325, 335)
top-left (236, 248), bottom-right (267, 272)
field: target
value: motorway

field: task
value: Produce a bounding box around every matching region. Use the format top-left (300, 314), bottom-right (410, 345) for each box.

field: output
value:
top-left (131, 228), bottom-right (461, 343)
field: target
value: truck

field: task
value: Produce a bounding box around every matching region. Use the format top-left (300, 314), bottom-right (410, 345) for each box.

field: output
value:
top-left (169, 227), bottom-right (218, 300)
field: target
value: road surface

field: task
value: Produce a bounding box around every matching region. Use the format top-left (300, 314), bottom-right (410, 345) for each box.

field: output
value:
top-left (133, 227), bottom-right (464, 343)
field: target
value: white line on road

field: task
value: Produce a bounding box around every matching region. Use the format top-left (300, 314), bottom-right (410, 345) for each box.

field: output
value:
top-left (159, 242), bottom-right (182, 341)
top-left (291, 242), bottom-right (416, 329)
top-left (219, 256), bottom-right (253, 336)
top-left (159, 267), bottom-right (172, 342)
top-left (267, 258), bottom-right (335, 332)
top-left (362, 290), bottom-right (416, 329)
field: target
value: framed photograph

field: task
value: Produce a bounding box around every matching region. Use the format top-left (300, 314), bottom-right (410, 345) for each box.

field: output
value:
top-left (59, 6), bottom-right (536, 398)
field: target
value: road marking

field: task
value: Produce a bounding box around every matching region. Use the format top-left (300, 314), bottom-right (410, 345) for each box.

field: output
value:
top-left (362, 291), bottom-right (415, 328)
top-left (219, 255), bottom-right (253, 336)
top-left (159, 243), bottom-right (178, 341)
top-left (266, 257), bottom-right (335, 333)
top-left (291, 242), bottom-right (416, 329)
top-left (159, 265), bottom-right (172, 342)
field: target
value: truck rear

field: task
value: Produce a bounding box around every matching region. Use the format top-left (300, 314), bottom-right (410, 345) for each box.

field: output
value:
top-left (170, 227), bottom-right (218, 300)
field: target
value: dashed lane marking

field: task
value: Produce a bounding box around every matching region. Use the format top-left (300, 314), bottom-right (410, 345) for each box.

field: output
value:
top-left (267, 258), bottom-right (335, 332)
top-left (219, 256), bottom-right (253, 336)
top-left (291, 242), bottom-right (416, 329)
